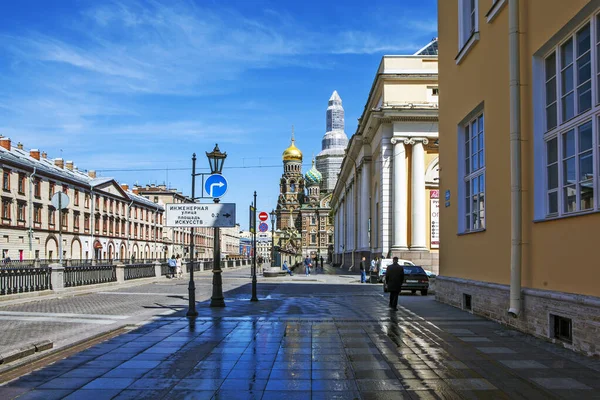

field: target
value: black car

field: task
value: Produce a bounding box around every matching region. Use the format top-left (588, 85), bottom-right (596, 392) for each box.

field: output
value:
top-left (384, 265), bottom-right (429, 296)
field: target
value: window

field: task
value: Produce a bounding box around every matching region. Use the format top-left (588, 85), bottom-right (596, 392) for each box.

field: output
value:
top-left (95, 216), bottom-right (100, 233)
top-left (103, 198), bottom-right (108, 211)
top-left (2, 199), bottom-right (11, 220)
top-left (74, 190), bottom-right (79, 206)
top-left (84, 193), bottom-right (90, 208)
top-left (17, 202), bottom-right (25, 221)
top-left (34, 205), bottom-right (42, 224)
top-left (18, 174), bottom-right (25, 194)
top-left (84, 214), bottom-right (90, 231)
top-left (74, 212), bottom-right (80, 230)
top-left (95, 195), bottom-right (100, 209)
top-left (551, 314), bottom-right (572, 343)
top-left (48, 207), bottom-right (56, 227)
top-left (49, 181), bottom-right (55, 199)
top-left (62, 185), bottom-right (68, 194)
top-left (154, 196), bottom-right (158, 203)
top-left (462, 113), bottom-right (486, 232)
top-left (459, 0), bottom-right (478, 48)
top-left (102, 218), bottom-right (107, 233)
top-left (541, 16), bottom-right (600, 218)
top-left (2, 169), bottom-right (10, 191)
top-left (61, 211), bottom-right (68, 230)
top-left (33, 179), bottom-right (41, 198)
top-left (311, 216), bottom-right (316, 225)
top-left (311, 233), bottom-right (317, 244)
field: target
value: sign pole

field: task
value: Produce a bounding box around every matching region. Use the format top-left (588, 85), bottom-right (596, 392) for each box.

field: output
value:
top-left (187, 154), bottom-right (198, 317)
top-left (59, 195), bottom-right (63, 265)
top-left (210, 191), bottom-right (225, 308)
top-left (251, 191), bottom-right (258, 301)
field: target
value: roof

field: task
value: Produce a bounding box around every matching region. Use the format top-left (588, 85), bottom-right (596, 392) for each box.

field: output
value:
top-left (414, 38), bottom-right (438, 56)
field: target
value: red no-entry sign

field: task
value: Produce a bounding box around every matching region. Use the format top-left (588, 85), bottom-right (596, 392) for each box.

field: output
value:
top-left (258, 211), bottom-right (268, 222)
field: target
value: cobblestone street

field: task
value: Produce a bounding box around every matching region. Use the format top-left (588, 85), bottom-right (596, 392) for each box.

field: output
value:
top-left (1, 266), bottom-right (599, 399)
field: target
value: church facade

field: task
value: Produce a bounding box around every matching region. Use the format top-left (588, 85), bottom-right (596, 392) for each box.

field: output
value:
top-left (275, 91), bottom-right (345, 266)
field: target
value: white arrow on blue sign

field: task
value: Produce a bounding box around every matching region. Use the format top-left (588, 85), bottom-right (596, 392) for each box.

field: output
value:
top-left (205, 174), bottom-right (228, 198)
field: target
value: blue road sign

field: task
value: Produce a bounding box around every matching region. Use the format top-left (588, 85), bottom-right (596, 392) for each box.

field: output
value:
top-left (259, 222), bottom-right (268, 233)
top-left (205, 174), bottom-right (228, 198)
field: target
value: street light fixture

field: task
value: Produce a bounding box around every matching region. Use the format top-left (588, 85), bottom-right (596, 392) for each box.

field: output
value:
top-left (269, 209), bottom-right (276, 268)
top-left (207, 144), bottom-right (227, 308)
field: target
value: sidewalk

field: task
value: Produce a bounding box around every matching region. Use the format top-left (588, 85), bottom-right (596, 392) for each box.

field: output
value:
top-left (1, 277), bottom-right (599, 399)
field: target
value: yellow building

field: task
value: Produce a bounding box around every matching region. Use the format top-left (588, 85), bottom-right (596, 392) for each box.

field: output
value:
top-left (438, 0), bottom-right (600, 356)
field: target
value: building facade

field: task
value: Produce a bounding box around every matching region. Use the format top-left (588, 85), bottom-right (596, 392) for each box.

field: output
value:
top-left (331, 42), bottom-right (440, 271)
top-left (0, 138), bottom-right (164, 262)
top-left (438, 0), bottom-right (600, 356)
top-left (135, 184), bottom-right (214, 259)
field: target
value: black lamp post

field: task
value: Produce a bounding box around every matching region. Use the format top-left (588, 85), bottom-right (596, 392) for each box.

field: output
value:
top-left (187, 153), bottom-right (199, 318)
top-left (269, 209), bottom-right (276, 268)
top-left (207, 144), bottom-right (227, 308)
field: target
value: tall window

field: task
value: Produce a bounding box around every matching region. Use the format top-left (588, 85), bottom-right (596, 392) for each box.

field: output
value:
top-left (311, 233), bottom-right (317, 244)
top-left (18, 174), bottom-right (25, 194)
top-left (48, 207), bottom-right (55, 227)
top-left (2, 199), bottom-right (11, 220)
top-left (74, 190), bottom-right (79, 206)
top-left (84, 214), bottom-right (90, 231)
top-left (33, 179), bottom-right (40, 198)
top-left (17, 202), bottom-right (26, 221)
top-left (61, 211), bottom-right (68, 230)
top-left (463, 113), bottom-right (486, 231)
top-left (74, 212), bottom-right (80, 230)
top-left (48, 181), bottom-right (55, 199)
top-left (2, 169), bottom-right (10, 191)
top-left (34, 205), bottom-right (42, 224)
top-left (542, 16), bottom-right (600, 217)
top-left (459, 0), bottom-right (478, 48)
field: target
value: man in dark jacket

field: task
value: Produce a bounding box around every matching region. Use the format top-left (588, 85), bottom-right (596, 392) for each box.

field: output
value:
top-left (385, 257), bottom-right (405, 310)
top-left (359, 256), bottom-right (367, 283)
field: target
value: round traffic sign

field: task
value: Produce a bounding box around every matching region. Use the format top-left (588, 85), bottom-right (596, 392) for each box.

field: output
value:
top-left (259, 222), bottom-right (268, 232)
top-left (258, 211), bottom-right (268, 221)
top-left (204, 174), bottom-right (228, 198)
top-left (51, 191), bottom-right (69, 210)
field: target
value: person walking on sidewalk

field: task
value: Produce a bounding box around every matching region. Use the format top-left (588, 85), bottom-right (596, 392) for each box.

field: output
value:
top-left (359, 256), bottom-right (367, 283)
top-left (175, 254), bottom-right (183, 279)
top-left (167, 255), bottom-right (177, 279)
top-left (304, 255), bottom-right (312, 276)
top-left (282, 260), bottom-right (293, 276)
top-left (386, 257), bottom-right (405, 311)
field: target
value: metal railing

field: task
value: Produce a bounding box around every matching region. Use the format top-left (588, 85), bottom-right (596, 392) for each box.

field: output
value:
top-left (161, 262), bottom-right (171, 276)
top-left (124, 264), bottom-right (155, 280)
top-left (64, 265), bottom-right (116, 288)
top-left (0, 267), bottom-right (51, 295)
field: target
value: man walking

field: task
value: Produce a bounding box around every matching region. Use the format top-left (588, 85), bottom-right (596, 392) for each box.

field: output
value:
top-left (167, 255), bottom-right (177, 279)
top-left (359, 256), bottom-right (367, 283)
top-left (304, 255), bottom-right (312, 276)
top-left (385, 257), bottom-right (405, 311)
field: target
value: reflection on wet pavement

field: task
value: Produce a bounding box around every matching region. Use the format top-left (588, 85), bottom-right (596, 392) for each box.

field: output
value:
top-left (2, 281), bottom-right (600, 399)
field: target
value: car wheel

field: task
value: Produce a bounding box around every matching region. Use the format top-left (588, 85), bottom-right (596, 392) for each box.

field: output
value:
top-left (411, 290), bottom-right (416, 294)
top-left (421, 290), bottom-right (428, 296)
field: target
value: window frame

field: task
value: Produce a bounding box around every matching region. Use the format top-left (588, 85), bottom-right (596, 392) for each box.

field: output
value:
top-left (2, 169), bottom-right (10, 191)
top-left (18, 173), bottom-right (25, 194)
top-left (540, 15), bottom-right (600, 218)
top-left (458, 110), bottom-right (486, 233)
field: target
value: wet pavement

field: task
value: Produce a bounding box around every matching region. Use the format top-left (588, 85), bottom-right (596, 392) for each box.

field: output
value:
top-left (1, 276), bottom-right (600, 399)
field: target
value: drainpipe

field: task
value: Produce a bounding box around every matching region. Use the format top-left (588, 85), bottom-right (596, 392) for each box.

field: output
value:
top-left (508, 0), bottom-right (522, 318)
top-left (28, 167), bottom-right (37, 259)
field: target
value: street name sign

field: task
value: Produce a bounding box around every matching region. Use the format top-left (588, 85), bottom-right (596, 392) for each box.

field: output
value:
top-left (166, 203), bottom-right (236, 227)
top-left (204, 174), bottom-right (228, 198)
top-left (258, 211), bottom-right (268, 221)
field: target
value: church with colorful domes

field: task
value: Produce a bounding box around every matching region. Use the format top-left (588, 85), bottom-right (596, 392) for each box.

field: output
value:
top-left (275, 126), bottom-right (336, 266)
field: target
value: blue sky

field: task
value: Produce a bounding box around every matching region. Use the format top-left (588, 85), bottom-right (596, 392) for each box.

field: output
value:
top-left (0, 0), bottom-right (437, 230)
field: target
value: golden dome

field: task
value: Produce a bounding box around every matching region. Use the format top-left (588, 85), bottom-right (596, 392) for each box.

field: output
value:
top-left (282, 139), bottom-right (303, 161)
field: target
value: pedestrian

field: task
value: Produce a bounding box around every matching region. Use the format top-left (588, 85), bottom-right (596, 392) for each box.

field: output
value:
top-left (359, 256), bottom-right (367, 283)
top-left (304, 254), bottom-right (312, 276)
top-left (175, 254), bottom-right (183, 279)
top-left (320, 256), bottom-right (324, 272)
top-left (385, 257), bottom-right (405, 311)
top-left (283, 260), bottom-right (293, 276)
top-left (167, 255), bottom-right (177, 279)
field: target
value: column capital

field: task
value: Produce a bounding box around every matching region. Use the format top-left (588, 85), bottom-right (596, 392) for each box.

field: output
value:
top-left (392, 137), bottom-right (429, 146)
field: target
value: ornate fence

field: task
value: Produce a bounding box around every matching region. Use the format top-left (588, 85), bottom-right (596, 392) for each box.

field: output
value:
top-left (0, 267), bottom-right (51, 295)
top-left (124, 264), bottom-right (156, 280)
top-left (64, 265), bottom-right (116, 288)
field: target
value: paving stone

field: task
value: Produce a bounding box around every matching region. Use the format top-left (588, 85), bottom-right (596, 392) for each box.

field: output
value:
top-left (530, 377), bottom-right (593, 390)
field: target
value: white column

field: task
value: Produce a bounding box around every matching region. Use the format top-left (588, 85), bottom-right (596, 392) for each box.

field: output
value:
top-left (411, 138), bottom-right (428, 250)
top-left (391, 138), bottom-right (408, 250)
top-left (360, 161), bottom-right (370, 250)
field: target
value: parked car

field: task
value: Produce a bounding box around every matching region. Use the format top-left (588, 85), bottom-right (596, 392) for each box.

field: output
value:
top-left (378, 258), bottom-right (415, 282)
top-left (383, 265), bottom-right (430, 296)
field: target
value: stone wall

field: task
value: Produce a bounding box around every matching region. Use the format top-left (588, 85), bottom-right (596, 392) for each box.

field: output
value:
top-left (436, 276), bottom-right (600, 357)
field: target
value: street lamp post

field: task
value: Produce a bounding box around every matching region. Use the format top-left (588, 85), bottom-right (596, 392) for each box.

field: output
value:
top-left (250, 191), bottom-right (258, 302)
top-left (269, 209), bottom-right (276, 268)
top-left (186, 153), bottom-right (198, 318)
top-left (207, 144), bottom-right (227, 308)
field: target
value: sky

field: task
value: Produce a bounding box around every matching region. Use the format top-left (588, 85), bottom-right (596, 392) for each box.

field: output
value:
top-left (0, 0), bottom-right (437, 231)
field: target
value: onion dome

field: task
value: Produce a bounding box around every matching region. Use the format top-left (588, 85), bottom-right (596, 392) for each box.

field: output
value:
top-left (305, 160), bottom-right (322, 186)
top-left (283, 139), bottom-right (303, 161)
